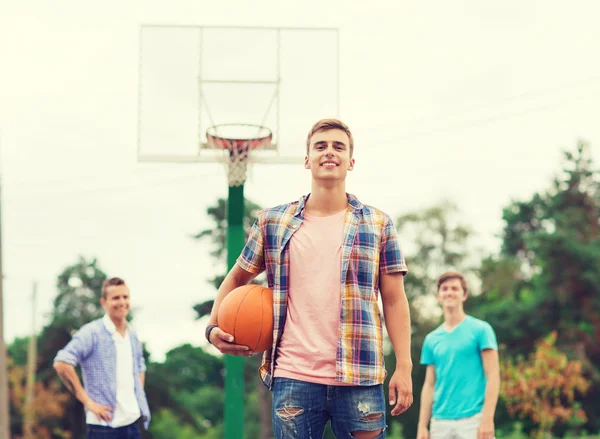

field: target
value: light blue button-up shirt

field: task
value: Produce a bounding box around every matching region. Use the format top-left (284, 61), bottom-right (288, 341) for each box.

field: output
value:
top-left (54, 317), bottom-right (151, 429)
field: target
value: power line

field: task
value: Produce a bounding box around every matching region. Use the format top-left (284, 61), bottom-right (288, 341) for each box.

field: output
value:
top-left (395, 86), bottom-right (600, 141)
top-left (397, 72), bottom-right (600, 132)
top-left (3, 170), bottom-right (225, 202)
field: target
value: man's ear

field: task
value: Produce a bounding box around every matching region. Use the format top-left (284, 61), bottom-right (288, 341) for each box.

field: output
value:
top-left (304, 155), bottom-right (310, 169)
top-left (348, 157), bottom-right (355, 171)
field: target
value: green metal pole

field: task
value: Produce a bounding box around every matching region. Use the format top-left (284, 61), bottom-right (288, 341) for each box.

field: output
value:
top-left (225, 183), bottom-right (245, 438)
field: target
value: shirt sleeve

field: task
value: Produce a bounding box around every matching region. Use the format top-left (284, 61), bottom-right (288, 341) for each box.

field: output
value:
top-left (53, 325), bottom-right (95, 367)
top-left (237, 215), bottom-right (266, 274)
top-left (478, 321), bottom-right (498, 351)
top-left (380, 215), bottom-right (408, 275)
top-left (420, 335), bottom-right (434, 365)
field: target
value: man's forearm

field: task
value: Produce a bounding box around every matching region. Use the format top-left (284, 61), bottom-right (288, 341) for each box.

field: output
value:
top-left (481, 371), bottom-right (500, 419)
top-left (382, 293), bottom-right (412, 368)
top-left (418, 384), bottom-right (434, 429)
top-left (55, 363), bottom-right (91, 405)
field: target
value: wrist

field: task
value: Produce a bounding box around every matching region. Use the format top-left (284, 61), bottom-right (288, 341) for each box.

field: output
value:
top-left (205, 324), bottom-right (219, 344)
top-left (80, 394), bottom-right (92, 407)
top-left (395, 360), bottom-right (413, 371)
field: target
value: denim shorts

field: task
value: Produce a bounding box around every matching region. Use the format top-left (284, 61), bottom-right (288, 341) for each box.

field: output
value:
top-left (272, 377), bottom-right (387, 438)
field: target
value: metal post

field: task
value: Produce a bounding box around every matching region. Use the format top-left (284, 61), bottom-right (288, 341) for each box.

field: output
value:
top-left (24, 282), bottom-right (38, 438)
top-left (0, 131), bottom-right (10, 439)
top-left (225, 183), bottom-right (245, 438)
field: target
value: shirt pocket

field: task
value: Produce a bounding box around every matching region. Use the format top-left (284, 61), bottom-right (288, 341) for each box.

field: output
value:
top-left (348, 245), bottom-right (379, 302)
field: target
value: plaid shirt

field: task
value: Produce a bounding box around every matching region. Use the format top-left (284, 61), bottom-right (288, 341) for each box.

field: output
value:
top-left (237, 193), bottom-right (408, 388)
top-left (54, 318), bottom-right (151, 429)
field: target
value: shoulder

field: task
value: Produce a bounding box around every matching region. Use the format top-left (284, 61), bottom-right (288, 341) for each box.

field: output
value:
top-left (362, 205), bottom-right (392, 222)
top-left (128, 325), bottom-right (143, 342)
top-left (423, 325), bottom-right (444, 344)
top-left (466, 316), bottom-right (495, 333)
top-left (77, 318), bottom-right (104, 336)
top-left (258, 200), bottom-right (300, 222)
top-left (351, 196), bottom-right (394, 228)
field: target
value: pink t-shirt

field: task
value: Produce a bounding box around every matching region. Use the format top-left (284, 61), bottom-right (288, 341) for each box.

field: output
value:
top-left (273, 208), bottom-right (349, 385)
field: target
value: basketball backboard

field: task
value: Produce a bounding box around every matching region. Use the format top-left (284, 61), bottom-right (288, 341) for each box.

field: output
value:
top-left (137, 25), bottom-right (339, 165)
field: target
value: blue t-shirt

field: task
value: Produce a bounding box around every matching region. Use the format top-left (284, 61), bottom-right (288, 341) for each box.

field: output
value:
top-left (420, 315), bottom-right (497, 420)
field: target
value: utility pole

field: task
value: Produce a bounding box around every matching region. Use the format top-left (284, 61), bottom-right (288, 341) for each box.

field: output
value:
top-left (24, 282), bottom-right (38, 438)
top-left (0, 130), bottom-right (10, 439)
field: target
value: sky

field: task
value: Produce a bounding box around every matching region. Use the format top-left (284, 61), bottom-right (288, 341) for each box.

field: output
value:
top-left (1, 0), bottom-right (599, 361)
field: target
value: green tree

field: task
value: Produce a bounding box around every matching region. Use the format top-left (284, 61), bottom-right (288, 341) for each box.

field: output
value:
top-left (192, 197), bottom-right (270, 438)
top-left (145, 344), bottom-right (224, 437)
top-left (51, 256), bottom-right (108, 332)
top-left (472, 142), bottom-right (600, 434)
top-left (193, 197), bottom-right (263, 293)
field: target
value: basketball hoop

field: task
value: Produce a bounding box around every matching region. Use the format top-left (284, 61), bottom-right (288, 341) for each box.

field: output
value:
top-left (204, 124), bottom-right (272, 187)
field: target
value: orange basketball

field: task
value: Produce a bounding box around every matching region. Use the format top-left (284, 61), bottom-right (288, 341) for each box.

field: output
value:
top-left (217, 284), bottom-right (274, 353)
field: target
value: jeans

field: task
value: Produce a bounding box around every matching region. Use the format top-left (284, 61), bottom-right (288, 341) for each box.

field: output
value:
top-left (272, 377), bottom-right (386, 439)
top-left (86, 420), bottom-right (141, 439)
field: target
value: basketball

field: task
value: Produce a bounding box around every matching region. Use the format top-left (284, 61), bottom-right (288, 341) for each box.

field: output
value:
top-left (217, 284), bottom-right (274, 353)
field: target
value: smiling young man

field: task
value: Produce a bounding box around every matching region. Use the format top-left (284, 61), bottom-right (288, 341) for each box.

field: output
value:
top-left (417, 272), bottom-right (499, 439)
top-left (54, 277), bottom-right (150, 438)
top-left (205, 119), bottom-right (413, 438)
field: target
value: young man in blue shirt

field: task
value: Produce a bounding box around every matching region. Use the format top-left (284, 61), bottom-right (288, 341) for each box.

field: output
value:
top-left (54, 277), bottom-right (150, 438)
top-left (417, 272), bottom-right (499, 439)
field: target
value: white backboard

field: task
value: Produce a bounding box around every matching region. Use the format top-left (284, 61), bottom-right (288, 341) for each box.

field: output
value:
top-left (137, 25), bottom-right (339, 164)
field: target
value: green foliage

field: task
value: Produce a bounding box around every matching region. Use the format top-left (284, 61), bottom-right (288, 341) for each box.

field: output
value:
top-left (52, 256), bottom-right (108, 332)
top-left (193, 197), bottom-right (264, 318)
top-left (145, 344), bottom-right (224, 436)
top-left (501, 332), bottom-right (590, 438)
top-left (150, 409), bottom-right (205, 439)
top-left (471, 142), bottom-right (600, 435)
top-left (7, 337), bottom-right (29, 367)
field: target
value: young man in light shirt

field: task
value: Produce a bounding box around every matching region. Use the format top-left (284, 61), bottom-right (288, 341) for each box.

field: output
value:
top-left (205, 119), bottom-right (413, 438)
top-left (54, 277), bottom-right (150, 438)
top-left (417, 272), bottom-right (499, 439)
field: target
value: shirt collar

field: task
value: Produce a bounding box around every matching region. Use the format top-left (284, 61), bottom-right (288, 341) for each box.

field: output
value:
top-left (295, 193), bottom-right (364, 217)
top-left (102, 313), bottom-right (128, 336)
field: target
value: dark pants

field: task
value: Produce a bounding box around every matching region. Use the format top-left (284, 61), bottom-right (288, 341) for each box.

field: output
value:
top-left (86, 420), bottom-right (141, 439)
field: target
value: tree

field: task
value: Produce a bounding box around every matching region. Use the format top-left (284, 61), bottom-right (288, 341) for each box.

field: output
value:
top-left (494, 142), bottom-right (600, 432)
top-left (193, 197), bottom-right (263, 292)
top-left (396, 200), bottom-right (476, 320)
top-left (51, 256), bottom-right (108, 332)
top-left (466, 142), bottom-right (600, 435)
top-left (501, 332), bottom-right (590, 438)
top-left (7, 356), bottom-right (71, 439)
top-left (145, 344), bottom-right (225, 437)
top-left (192, 197), bottom-right (271, 438)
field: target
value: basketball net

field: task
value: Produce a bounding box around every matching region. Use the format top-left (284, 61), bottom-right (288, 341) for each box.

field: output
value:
top-left (205, 124), bottom-right (273, 187)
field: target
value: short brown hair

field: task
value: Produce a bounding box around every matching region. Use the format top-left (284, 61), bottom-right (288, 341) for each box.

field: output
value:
top-left (306, 119), bottom-right (354, 157)
top-left (102, 277), bottom-right (125, 299)
top-left (436, 271), bottom-right (468, 295)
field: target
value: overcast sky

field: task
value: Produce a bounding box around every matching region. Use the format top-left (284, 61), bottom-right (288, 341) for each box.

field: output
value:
top-left (1, 0), bottom-right (599, 361)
